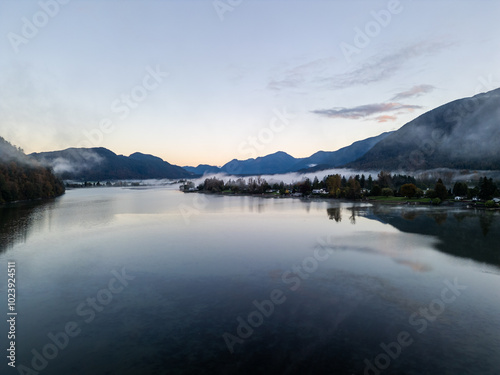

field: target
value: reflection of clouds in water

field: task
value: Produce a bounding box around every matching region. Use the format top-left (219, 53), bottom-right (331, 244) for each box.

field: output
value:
top-left (393, 258), bottom-right (432, 272)
top-left (315, 233), bottom-right (437, 274)
top-left (268, 269), bottom-right (282, 281)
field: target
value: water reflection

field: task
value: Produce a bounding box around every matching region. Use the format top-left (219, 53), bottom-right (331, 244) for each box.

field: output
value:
top-left (3, 189), bottom-right (500, 374)
top-left (479, 211), bottom-right (496, 236)
top-left (347, 204), bottom-right (500, 268)
top-left (327, 207), bottom-right (341, 222)
top-left (327, 205), bottom-right (365, 224)
top-left (0, 200), bottom-right (54, 253)
top-left (432, 211), bottom-right (448, 225)
top-left (392, 258), bottom-right (433, 272)
top-left (347, 206), bottom-right (357, 225)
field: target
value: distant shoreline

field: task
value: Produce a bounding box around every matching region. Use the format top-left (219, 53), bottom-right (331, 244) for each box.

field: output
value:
top-left (183, 190), bottom-right (500, 210)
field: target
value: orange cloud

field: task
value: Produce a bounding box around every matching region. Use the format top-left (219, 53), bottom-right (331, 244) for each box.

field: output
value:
top-left (376, 115), bottom-right (397, 123)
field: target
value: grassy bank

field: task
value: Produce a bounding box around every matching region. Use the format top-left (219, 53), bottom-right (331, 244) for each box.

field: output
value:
top-left (367, 196), bottom-right (431, 203)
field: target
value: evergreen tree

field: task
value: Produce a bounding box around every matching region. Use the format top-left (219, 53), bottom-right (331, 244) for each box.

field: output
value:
top-left (341, 176), bottom-right (347, 187)
top-left (478, 177), bottom-right (497, 200)
top-left (360, 174), bottom-right (366, 189)
top-left (434, 179), bottom-right (448, 201)
top-left (452, 182), bottom-right (469, 197)
top-left (367, 175), bottom-right (373, 190)
top-left (312, 176), bottom-right (320, 189)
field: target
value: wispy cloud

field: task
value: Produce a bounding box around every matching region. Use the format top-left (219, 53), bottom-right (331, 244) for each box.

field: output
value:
top-left (268, 56), bottom-right (337, 91)
top-left (311, 102), bottom-right (422, 120)
top-left (375, 115), bottom-right (398, 123)
top-left (315, 40), bottom-right (454, 89)
top-left (267, 39), bottom-right (454, 92)
top-left (391, 84), bottom-right (435, 100)
top-left (268, 75), bottom-right (303, 91)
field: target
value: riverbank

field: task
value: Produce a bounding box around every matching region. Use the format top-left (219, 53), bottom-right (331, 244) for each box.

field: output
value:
top-left (0, 192), bottom-right (65, 207)
top-left (183, 190), bottom-right (500, 210)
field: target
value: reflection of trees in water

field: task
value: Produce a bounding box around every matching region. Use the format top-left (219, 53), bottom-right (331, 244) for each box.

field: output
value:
top-left (326, 206), bottom-right (363, 224)
top-left (349, 211), bottom-right (356, 225)
top-left (397, 207), bottom-right (498, 237)
top-left (401, 210), bottom-right (418, 221)
top-left (428, 211), bottom-right (448, 225)
top-left (327, 207), bottom-right (342, 222)
top-left (479, 211), bottom-right (496, 236)
top-left (401, 208), bottom-right (496, 235)
top-left (347, 207), bottom-right (357, 225)
top-left (453, 212), bottom-right (469, 223)
top-left (304, 201), bottom-right (311, 213)
top-left (0, 201), bottom-right (52, 253)
top-left (348, 206), bottom-right (365, 225)
top-left (369, 205), bottom-right (500, 267)
top-left (247, 199), bottom-right (265, 213)
top-left (401, 208), bottom-right (449, 225)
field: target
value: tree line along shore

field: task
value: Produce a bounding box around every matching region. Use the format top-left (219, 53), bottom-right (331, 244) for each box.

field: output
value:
top-left (0, 161), bottom-right (65, 204)
top-left (0, 137), bottom-right (65, 204)
top-left (181, 172), bottom-right (500, 208)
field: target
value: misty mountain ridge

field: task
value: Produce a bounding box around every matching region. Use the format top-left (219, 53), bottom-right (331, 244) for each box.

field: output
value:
top-left (30, 130), bottom-right (391, 181)
top-left (221, 151), bottom-right (298, 175)
top-left (182, 164), bottom-right (221, 175)
top-left (31, 147), bottom-right (194, 181)
top-left (23, 87), bottom-right (500, 181)
top-left (0, 136), bottom-right (32, 164)
top-left (183, 132), bottom-right (393, 176)
top-left (347, 88), bottom-right (500, 170)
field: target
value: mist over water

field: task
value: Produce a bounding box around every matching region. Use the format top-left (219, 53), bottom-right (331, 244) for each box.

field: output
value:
top-left (189, 168), bottom-right (373, 185)
top-left (188, 168), bottom-right (500, 186)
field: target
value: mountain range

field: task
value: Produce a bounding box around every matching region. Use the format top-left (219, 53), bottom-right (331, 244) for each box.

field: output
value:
top-left (183, 132), bottom-right (393, 176)
top-left (346, 88), bottom-right (500, 171)
top-left (30, 148), bottom-right (194, 181)
top-left (26, 87), bottom-right (500, 181)
top-left (29, 132), bottom-right (392, 181)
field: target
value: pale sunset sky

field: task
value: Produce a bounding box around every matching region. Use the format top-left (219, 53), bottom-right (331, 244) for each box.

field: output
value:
top-left (1, 0), bottom-right (499, 166)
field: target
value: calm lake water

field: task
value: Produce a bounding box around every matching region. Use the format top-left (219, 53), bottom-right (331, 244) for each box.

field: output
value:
top-left (1, 187), bottom-right (500, 374)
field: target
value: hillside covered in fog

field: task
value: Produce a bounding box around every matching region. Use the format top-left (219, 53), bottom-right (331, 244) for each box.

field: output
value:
top-left (0, 137), bottom-right (65, 203)
top-left (347, 88), bottom-right (500, 171)
top-left (30, 147), bottom-right (194, 181)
